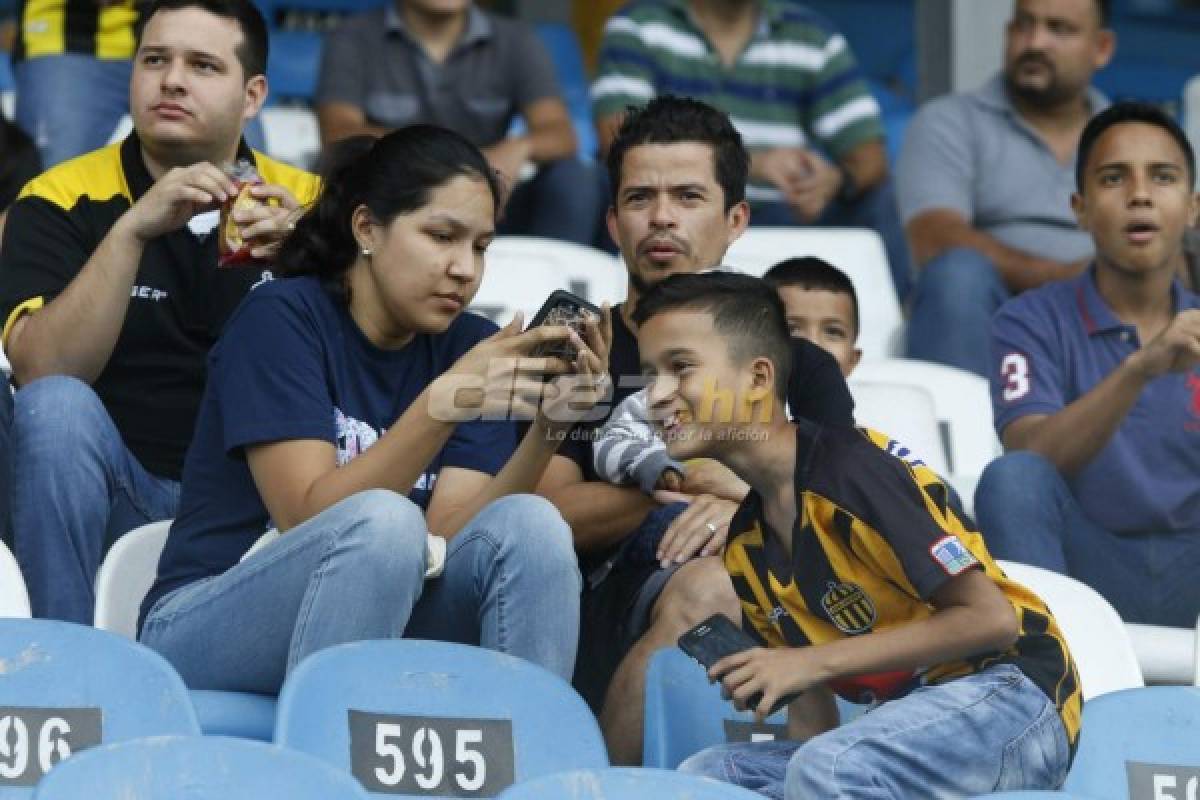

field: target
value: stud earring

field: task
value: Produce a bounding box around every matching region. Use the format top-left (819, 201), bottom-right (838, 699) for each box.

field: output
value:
top-left (361, 247), bottom-right (372, 257)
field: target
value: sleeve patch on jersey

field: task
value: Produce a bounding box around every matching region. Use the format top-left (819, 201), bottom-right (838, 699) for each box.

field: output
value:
top-left (930, 535), bottom-right (977, 576)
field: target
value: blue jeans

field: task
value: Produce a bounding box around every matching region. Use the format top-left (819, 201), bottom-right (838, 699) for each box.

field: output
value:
top-left (975, 451), bottom-right (1200, 627)
top-left (752, 178), bottom-right (914, 304)
top-left (499, 158), bottom-right (603, 246)
top-left (679, 664), bottom-right (1069, 799)
top-left (140, 491), bottom-right (581, 693)
top-left (15, 55), bottom-right (132, 168)
top-left (906, 247), bottom-right (1011, 378)
top-left (11, 376), bottom-right (181, 623)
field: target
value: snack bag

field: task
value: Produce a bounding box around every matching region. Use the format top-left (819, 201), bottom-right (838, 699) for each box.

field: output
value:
top-left (218, 159), bottom-right (264, 267)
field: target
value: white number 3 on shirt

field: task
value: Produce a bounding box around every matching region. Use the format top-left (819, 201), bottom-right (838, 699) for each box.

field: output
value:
top-left (1001, 353), bottom-right (1030, 402)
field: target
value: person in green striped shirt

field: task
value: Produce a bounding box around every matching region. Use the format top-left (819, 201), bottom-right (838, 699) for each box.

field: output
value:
top-left (592, 0), bottom-right (911, 300)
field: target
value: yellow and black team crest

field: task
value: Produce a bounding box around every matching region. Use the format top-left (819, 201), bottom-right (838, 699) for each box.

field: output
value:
top-left (821, 581), bottom-right (876, 635)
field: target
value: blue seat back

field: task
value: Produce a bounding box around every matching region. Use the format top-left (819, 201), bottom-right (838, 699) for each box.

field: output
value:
top-left (275, 640), bottom-right (608, 796)
top-left (969, 792), bottom-right (1091, 798)
top-left (497, 767), bottom-right (763, 799)
top-left (533, 22), bottom-right (597, 159)
top-left (267, 30), bottom-right (323, 103)
top-left (32, 735), bottom-right (371, 799)
top-left (0, 619), bottom-right (198, 793)
top-left (643, 648), bottom-right (789, 769)
top-left (189, 689), bottom-right (276, 741)
top-left (1064, 686), bottom-right (1200, 799)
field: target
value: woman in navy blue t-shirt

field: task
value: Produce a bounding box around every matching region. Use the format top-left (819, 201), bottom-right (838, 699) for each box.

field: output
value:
top-left (139, 126), bottom-right (610, 692)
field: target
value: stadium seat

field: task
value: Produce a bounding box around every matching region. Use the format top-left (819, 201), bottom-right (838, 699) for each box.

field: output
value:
top-left (721, 227), bottom-right (903, 360)
top-left (260, 106), bottom-right (321, 170)
top-left (997, 561), bottom-right (1143, 700)
top-left (473, 250), bottom-right (574, 324)
top-left (849, 358), bottom-right (1001, 513)
top-left (1124, 622), bottom-right (1197, 686)
top-left (0, 540), bottom-right (30, 617)
top-left (848, 380), bottom-right (952, 477)
top-left (275, 639), bottom-right (608, 795)
top-left (534, 23), bottom-right (597, 160)
top-left (497, 767), bottom-right (763, 799)
top-left (0, 619), bottom-right (199, 792)
top-left (643, 647), bottom-right (794, 770)
top-left (92, 520), bottom-right (277, 741)
top-left (93, 520), bottom-right (171, 638)
top-left (486, 236), bottom-right (626, 308)
top-left (1063, 686), bottom-right (1200, 799)
top-left (1186, 74), bottom-right (1200, 188)
top-left (32, 735), bottom-right (371, 799)
top-left (267, 30), bottom-right (323, 103)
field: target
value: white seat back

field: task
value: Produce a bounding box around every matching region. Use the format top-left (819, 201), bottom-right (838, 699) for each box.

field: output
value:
top-left (722, 227), bottom-right (903, 360)
top-left (93, 520), bottom-right (172, 639)
top-left (1187, 74), bottom-right (1200, 189)
top-left (486, 236), bottom-right (626, 308)
top-left (260, 107), bottom-right (321, 171)
top-left (999, 560), bottom-right (1144, 700)
top-left (848, 380), bottom-right (950, 477)
top-left (0, 539), bottom-right (30, 618)
top-left (473, 248), bottom-right (574, 325)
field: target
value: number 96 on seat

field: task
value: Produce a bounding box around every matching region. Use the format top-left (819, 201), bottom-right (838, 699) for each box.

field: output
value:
top-left (349, 711), bottom-right (514, 796)
top-left (0, 707), bottom-right (102, 786)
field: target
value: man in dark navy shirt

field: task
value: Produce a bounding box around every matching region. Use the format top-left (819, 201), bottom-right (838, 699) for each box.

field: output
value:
top-left (537, 95), bottom-right (854, 764)
top-left (976, 102), bottom-right (1200, 627)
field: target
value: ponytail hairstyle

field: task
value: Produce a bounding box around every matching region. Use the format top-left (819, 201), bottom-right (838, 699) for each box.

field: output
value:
top-left (276, 124), bottom-right (502, 303)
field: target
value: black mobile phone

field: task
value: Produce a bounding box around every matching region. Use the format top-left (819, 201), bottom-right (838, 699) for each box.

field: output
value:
top-left (526, 290), bottom-right (601, 362)
top-left (678, 613), bottom-right (800, 717)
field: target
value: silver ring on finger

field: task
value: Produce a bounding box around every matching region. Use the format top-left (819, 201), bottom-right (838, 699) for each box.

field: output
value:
top-left (705, 520), bottom-right (718, 534)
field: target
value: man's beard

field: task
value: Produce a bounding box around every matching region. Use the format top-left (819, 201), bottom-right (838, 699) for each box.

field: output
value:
top-left (1004, 53), bottom-right (1075, 109)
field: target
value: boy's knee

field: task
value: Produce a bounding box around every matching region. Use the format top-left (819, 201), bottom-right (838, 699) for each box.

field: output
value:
top-left (651, 557), bottom-right (739, 634)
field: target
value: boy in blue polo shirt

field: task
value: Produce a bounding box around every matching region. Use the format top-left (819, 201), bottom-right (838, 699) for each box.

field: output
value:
top-left (975, 102), bottom-right (1200, 626)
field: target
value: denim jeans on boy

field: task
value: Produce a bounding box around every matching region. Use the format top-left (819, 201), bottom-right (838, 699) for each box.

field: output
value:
top-left (140, 490), bottom-right (581, 693)
top-left (680, 664), bottom-right (1069, 799)
top-left (975, 451), bottom-right (1200, 627)
top-left (752, 178), bottom-right (914, 304)
top-left (906, 247), bottom-right (1011, 378)
top-left (11, 376), bottom-right (181, 623)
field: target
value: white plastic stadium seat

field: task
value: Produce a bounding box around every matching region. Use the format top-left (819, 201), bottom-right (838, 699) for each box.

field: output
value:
top-left (848, 380), bottom-right (950, 477)
top-left (473, 248), bottom-right (574, 325)
top-left (1122, 623), bottom-right (1196, 686)
top-left (261, 106), bottom-right (321, 171)
top-left (487, 236), bottom-right (626, 308)
top-left (850, 359), bottom-right (1001, 512)
top-left (1186, 74), bottom-right (1200, 189)
top-left (999, 560), bottom-right (1143, 700)
top-left (0, 539), bottom-right (31, 617)
top-left (722, 227), bottom-right (903, 360)
top-left (93, 520), bottom-right (172, 638)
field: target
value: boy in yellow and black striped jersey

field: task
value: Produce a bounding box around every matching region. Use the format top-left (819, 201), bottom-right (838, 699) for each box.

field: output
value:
top-left (634, 272), bottom-right (1080, 799)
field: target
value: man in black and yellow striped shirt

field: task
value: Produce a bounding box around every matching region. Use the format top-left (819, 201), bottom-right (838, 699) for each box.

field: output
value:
top-left (635, 272), bottom-right (1080, 798)
top-left (0, 0), bottom-right (319, 624)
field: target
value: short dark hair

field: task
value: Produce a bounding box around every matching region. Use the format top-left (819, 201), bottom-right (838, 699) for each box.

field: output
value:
top-left (763, 257), bottom-right (860, 340)
top-left (633, 272), bottom-right (792, 403)
top-left (607, 95), bottom-right (749, 212)
top-left (1095, 0), bottom-right (1111, 27)
top-left (1076, 101), bottom-right (1196, 191)
top-left (277, 125), bottom-right (501, 303)
top-left (136, 0), bottom-right (269, 79)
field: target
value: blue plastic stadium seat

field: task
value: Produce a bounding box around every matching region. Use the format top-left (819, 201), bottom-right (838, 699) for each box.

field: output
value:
top-left (534, 22), bottom-right (597, 159)
top-left (0, 619), bottom-right (199, 794)
top-left (32, 735), bottom-right (370, 799)
top-left (189, 690), bottom-right (276, 741)
top-left (643, 648), bottom-right (868, 770)
top-left (1064, 686), bottom-right (1200, 799)
top-left (970, 793), bottom-right (1090, 799)
top-left (266, 30), bottom-right (323, 103)
top-left (496, 767), bottom-right (763, 799)
top-left (275, 639), bottom-right (608, 796)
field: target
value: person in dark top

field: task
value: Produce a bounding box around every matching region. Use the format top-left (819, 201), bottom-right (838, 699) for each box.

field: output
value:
top-left (635, 272), bottom-right (1079, 797)
top-left (0, 0), bottom-right (319, 623)
top-left (139, 125), bottom-right (610, 691)
top-left (535, 95), bottom-right (853, 764)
